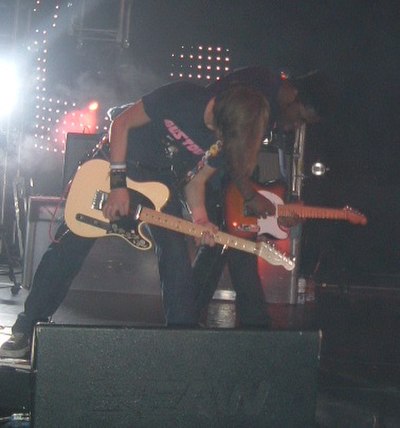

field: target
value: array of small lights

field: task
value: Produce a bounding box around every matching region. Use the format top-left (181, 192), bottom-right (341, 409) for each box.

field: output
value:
top-left (28, 6), bottom-right (231, 153)
top-left (29, 1), bottom-right (106, 153)
top-left (170, 45), bottom-right (230, 82)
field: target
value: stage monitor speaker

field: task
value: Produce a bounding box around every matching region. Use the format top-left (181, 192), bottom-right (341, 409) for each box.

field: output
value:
top-left (63, 132), bottom-right (102, 191)
top-left (32, 324), bottom-right (321, 428)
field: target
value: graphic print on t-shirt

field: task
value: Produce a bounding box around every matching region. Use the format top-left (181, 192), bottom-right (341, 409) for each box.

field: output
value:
top-left (164, 119), bottom-right (205, 156)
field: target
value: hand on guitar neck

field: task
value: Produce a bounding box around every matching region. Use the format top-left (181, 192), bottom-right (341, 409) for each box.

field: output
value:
top-left (276, 201), bottom-right (305, 229)
top-left (244, 192), bottom-right (276, 219)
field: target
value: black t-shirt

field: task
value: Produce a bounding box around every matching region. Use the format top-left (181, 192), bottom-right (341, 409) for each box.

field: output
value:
top-left (126, 81), bottom-right (223, 183)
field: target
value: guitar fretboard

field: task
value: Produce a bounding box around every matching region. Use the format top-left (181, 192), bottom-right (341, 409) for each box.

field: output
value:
top-left (137, 206), bottom-right (294, 270)
top-left (277, 204), bottom-right (367, 224)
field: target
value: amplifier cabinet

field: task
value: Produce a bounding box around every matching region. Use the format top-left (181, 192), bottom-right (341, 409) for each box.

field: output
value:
top-left (22, 196), bottom-right (64, 289)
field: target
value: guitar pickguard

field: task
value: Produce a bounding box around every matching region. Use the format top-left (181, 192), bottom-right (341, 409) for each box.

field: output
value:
top-left (76, 213), bottom-right (151, 250)
top-left (256, 190), bottom-right (288, 239)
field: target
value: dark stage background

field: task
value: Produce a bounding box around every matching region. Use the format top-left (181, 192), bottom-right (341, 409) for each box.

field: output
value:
top-left (1, 0), bottom-right (399, 286)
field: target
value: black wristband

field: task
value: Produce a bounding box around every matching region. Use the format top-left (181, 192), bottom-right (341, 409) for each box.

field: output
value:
top-left (110, 170), bottom-right (127, 189)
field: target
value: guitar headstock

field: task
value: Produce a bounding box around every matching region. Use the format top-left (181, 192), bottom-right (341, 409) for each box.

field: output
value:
top-left (343, 206), bottom-right (368, 225)
top-left (257, 241), bottom-right (295, 271)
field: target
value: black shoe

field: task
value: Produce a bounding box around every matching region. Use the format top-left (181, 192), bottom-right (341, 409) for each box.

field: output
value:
top-left (0, 333), bottom-right (31, 359)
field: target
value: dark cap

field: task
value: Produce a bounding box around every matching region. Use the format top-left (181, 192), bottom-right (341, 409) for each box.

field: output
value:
top-left (290, 70), bottom-right (339, 118)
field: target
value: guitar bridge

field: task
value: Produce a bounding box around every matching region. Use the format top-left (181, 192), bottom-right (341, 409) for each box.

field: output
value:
top-left (92, 190), bottom-right (107, 210)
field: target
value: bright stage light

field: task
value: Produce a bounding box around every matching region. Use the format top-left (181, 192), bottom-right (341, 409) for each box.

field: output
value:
top-left (0, 60), bottom-right (19, 118)
top-left (88, 101), bottom-right (99, 111)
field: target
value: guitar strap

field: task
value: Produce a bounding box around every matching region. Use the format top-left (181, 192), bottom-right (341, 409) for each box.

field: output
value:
top-left (185, 139), bottom-right (223, 183)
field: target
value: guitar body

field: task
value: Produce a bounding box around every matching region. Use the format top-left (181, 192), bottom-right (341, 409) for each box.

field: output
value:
top-left (225, 181), bottom-right (289, 240)
top-left (64, 159), bottom-right (170, 249)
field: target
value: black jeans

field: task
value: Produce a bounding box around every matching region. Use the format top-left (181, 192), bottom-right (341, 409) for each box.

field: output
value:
top-left (192, 183), bottom-right (270, 328)
top-left (193, 245), bottom-right (270, 328)
top-left (13, 224), bottom-right (95, 335)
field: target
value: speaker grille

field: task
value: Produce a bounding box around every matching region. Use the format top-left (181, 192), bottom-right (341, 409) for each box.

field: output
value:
top-left (63, 132), bottom-right (102, 191)
top-left (33, 325), bottom-right (320, 427)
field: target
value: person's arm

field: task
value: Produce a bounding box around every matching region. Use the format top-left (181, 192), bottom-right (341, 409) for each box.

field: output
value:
top-left (108, 100), bottom-right (150, 164)
top-left (103, 101), bottom-right (151, 221)
top-left (234, 175), bottom-right (276, 218)
top-left (184, 164), bottom-right (218, 246)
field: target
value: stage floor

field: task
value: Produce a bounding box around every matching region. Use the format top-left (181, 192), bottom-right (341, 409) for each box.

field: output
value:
top-left (1, 270), bottom-right (400, 427)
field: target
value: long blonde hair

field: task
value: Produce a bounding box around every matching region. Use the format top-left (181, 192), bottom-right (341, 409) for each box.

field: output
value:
top-left (212, 85), bottom-right (269, 179)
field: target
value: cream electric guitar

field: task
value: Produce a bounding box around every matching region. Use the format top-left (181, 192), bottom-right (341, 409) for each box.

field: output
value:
top-left (65, 159), bottom-right (295, 271)
top-left (64, 159), bottom-right (170, 250)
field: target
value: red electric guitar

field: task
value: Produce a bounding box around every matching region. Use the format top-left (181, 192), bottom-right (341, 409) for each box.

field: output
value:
top-left (225, 181), bottom-right (367, 240)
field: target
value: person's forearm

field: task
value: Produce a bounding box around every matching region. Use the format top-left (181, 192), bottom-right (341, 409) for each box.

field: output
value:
top-left (233, 175), bottom-right (257, 201)
top-left (185, 179), bottom-right (208, 224)
top-left (184, 164), bottom-right (217, 224)
top-left (109, 124), bottom-right (128, 164)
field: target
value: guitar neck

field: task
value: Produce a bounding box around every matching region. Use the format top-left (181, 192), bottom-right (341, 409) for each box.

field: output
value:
top-left (278, 205), bottom-right (350, 221)
top-left (137, 206), bottom-right (294, 270)
top-left (138, 207), bottom-right (259, 254)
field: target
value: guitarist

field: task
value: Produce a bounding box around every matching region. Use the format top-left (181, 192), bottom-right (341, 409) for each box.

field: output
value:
top-left (1, 80), bottom-right (277, 358)
top-left (193, 66), bottom-right (338, 318)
